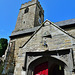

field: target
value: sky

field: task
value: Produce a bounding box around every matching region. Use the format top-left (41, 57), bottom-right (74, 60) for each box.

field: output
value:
top-left (0, 0), bottom-right (75, 41)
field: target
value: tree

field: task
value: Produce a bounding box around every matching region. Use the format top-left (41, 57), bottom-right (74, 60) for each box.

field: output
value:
top-left (0, 38), bottom-right (8, 57)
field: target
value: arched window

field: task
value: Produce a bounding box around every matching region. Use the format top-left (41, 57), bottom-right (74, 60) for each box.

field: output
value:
top-left (24, 7), bottom-right (29, 14)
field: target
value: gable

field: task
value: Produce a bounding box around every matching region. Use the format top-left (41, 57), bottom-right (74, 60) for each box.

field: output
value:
top-left (22, 21), bottom-right (73, 52)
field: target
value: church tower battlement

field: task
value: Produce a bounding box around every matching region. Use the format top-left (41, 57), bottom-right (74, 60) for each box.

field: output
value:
top-left (13, 0), bottom-right (44, 33)
top-left (21, 0), bottom-right (44, 13)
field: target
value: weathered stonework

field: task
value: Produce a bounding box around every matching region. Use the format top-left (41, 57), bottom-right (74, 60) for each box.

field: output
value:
top-left (65, 27), bottom-right (75, 37)
top-left (21, 23), bottom-right (72, 52)
top-left (10, 21), bottom-right (75, 75)
top-left (2, 0), bottom-right (75, 75)
top-left (13, 35), bottom-right (31, 62)
top-left (13, 0), bottom-right (44, 32)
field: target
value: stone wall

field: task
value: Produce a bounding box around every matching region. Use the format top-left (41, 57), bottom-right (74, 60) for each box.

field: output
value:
top-left (22, 24), bottom-right (72, 52)
top-left (34, 3), bottom-right (44, 27)
top-left (13, 0), bottom-right (44, 32)
top-left (14, 4), bottom-right (36, 32)
top-left (12, 22), bottom-right (75, 75)
top-left (11, 35), bottom-right (31, 64)
top-left (2, 34), bottom-right (31, 75)
top-left (64, 27), bottom-right (75, 37)
top-left (3, 21), bottom-right (75, 75)
top-left (64, 27), bottom-right (75, 62)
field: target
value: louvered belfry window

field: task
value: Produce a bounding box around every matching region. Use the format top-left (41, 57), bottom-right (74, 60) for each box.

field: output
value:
top-left (24, 7), bottom-right (29, 14)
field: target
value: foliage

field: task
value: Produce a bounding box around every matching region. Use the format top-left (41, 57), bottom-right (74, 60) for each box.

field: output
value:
top-left (0, 38), bottom-right (8, 57)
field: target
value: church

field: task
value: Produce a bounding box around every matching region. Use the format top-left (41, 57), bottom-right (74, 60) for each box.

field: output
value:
top-left (2, 0), bottom-right (75, 75)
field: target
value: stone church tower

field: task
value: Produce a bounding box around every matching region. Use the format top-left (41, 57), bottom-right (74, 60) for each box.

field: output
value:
top-left (2, 0), bottom-right (75, 75)
top-left (13, 0), bottom-right (44, 32)
top-left (3, 0), bottom-right (44, 75)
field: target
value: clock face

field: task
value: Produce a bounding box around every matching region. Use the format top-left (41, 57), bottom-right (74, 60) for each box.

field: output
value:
top-left (38, 17), bottom-right (41, 24)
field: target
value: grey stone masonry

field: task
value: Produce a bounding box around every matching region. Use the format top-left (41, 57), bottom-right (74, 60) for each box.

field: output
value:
top-left (13, 0), bottom-right (44, 33)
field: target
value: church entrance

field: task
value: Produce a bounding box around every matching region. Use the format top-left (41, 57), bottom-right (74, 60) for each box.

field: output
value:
top-left (34, 62), bottom-right (48, 75)
top-left (49, 64), bottom-right (64, 75)
top-left (34, 62), bottom-right (64, 75)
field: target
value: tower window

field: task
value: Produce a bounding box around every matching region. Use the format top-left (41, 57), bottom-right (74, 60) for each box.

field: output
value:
top-left (39, 18), bottom-right (41, 24)
top-left (39, 11), bottom-right (41, 17)
top-left (24, 7), bottom-right (29, 14)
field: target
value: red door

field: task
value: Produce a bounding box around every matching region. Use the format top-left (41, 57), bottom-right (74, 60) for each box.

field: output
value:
top-left (34, 62), bottom-right (48, 75)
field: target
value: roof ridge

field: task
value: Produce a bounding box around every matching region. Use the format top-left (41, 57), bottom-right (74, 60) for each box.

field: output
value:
top-left (51, 22), bottom-right (75, 39)
top-left (20, 20), bottom-right (75, 48)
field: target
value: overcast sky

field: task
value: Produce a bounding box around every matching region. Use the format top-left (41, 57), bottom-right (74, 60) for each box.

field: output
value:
top-left (0, 0), bottom-right (75, 41)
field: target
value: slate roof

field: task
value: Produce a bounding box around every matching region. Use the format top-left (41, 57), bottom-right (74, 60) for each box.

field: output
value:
top-left (10, 26), bottom-right (40, 37)
top-left (10, 19), bottom-right (75, 37)
top-left (20, 20), bottom-right (75, 48)
top-left (55, 18), bottom-right (75, 26)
